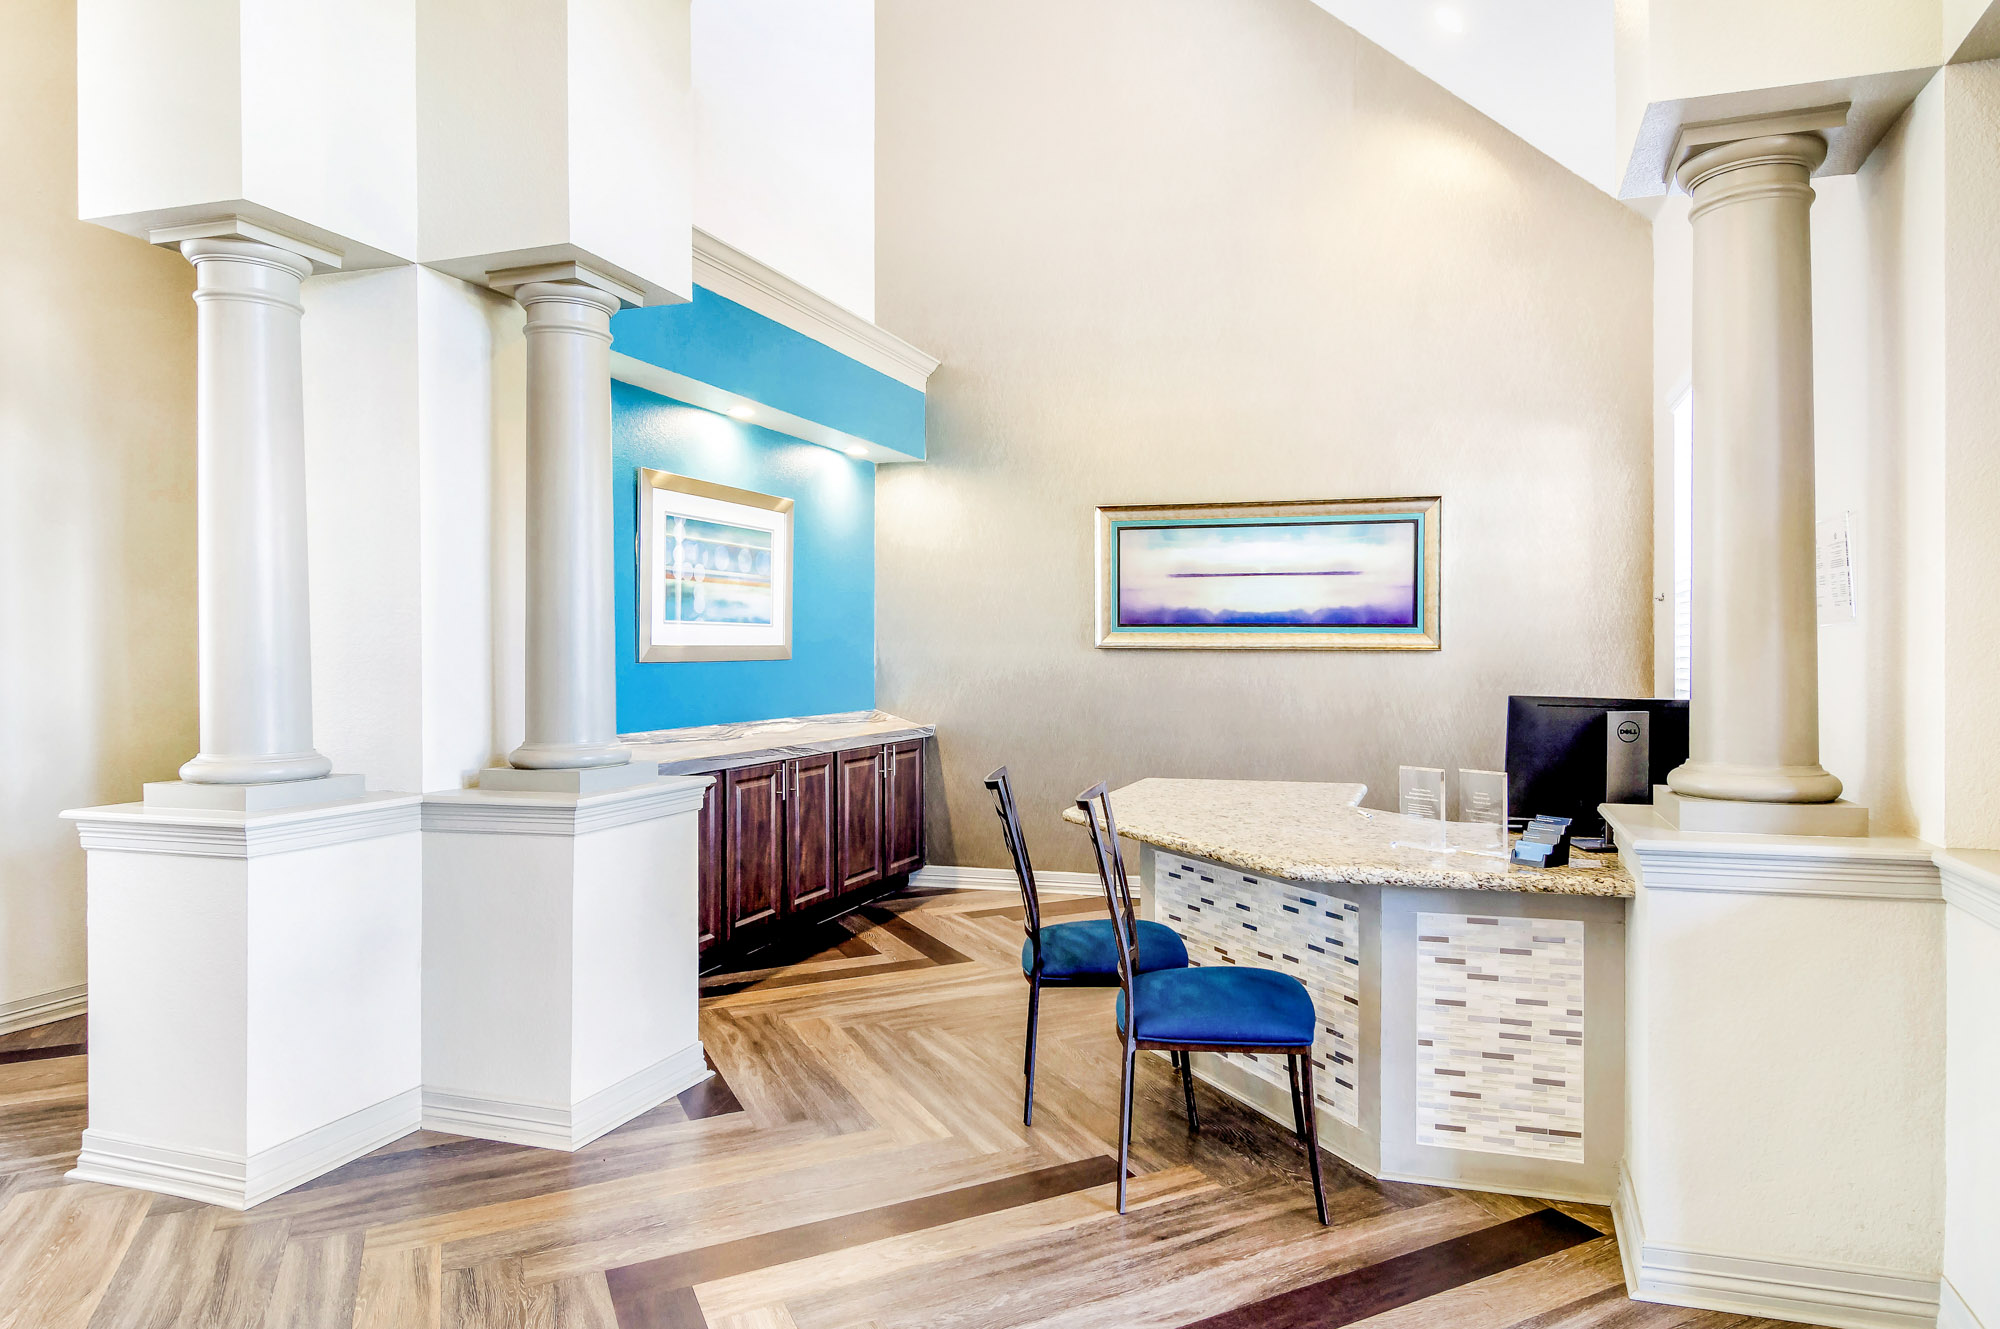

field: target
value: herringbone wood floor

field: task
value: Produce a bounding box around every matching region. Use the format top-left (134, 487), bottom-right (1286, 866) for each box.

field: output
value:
top-left (0, 887), bottom-right (1821, 1329)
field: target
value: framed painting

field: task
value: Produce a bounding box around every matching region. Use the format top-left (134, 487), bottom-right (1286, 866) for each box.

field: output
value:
top-left (638, 468), bottom-right (793, 662)
top-left (1094, 497), bottom-right (1441, 650)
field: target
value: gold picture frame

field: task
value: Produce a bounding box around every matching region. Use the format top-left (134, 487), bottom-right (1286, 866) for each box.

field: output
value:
top-left (1094, 496), bottom-right (1442, 650)
top-left (638, 468), bottom-right (794, 663)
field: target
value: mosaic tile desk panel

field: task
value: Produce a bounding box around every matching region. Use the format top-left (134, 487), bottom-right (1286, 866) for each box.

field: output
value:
top-left (1414, 913), bottom-right (1585, 1162)
top-left (1156, 855), bottom-right (1362, 1126)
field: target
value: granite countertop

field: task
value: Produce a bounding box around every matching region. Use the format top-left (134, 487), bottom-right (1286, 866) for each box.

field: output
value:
top-left (621, 710), bottom-right (934, 775)
top-left (1062, 778), bottom-right (1630, 897)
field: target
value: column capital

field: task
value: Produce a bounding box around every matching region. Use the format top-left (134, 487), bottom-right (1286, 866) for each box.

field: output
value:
top-left (513, 280), bottom-right (623, 322)
top-left (1675, 132), bottom-right (1829, 200)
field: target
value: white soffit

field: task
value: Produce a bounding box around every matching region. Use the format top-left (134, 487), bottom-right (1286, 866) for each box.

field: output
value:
top-left (1309, 0), bottom-right (1619, 194)
top-left (607, 351), bottom-right (915, 465)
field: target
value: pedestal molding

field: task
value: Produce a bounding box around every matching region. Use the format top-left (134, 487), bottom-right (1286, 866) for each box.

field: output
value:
top-left (1615, 1165), bottom-right (1942, 1329)
top-left (63, 795), bottom-right (421, 859)
top-left (1607, 809), bottom-right (1940, 902)
top-left (420, 1043), bottom-right (708, 1150)
top-left (421, 778), bottom-right (709, 837)
top-left (1935, 851), bottom-right (2000, 930)
top-left (70, 1088), bottom-right (420, 1211)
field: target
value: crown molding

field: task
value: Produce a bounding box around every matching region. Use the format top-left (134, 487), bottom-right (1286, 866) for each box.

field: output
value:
top-left (1604, 807), bottom-right (1941, 902)
top-left (692, 229), bottom-right (939, 391)
top-left (1936, 850), bottom-right (2000, 931)
top-left (63, 795), bottom-right (421, 860)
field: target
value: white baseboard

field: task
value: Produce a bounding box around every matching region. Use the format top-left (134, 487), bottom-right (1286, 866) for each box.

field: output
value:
top-left (1938, 1277), bottom-right (1986, 1329)
top-left (70, 1087), bottom-right (421, 1210)
top-left (1614, 1165), bottom-right (1942, 1329)
top-left (422, 1042), bottom-right (709, 1151)
top-left (0, 983), bottom-right (86, 1036)
top-left (910, 864), bottom-right (1105, 897)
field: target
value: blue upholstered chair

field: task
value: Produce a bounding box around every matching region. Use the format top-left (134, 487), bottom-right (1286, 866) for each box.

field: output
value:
top-left (985, 767), bottom-right (1190, 1126)
top-left (1075, 781), bottom-right (1329, 1225)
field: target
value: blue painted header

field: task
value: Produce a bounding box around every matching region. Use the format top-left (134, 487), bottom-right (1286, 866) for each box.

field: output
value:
top-left (611, 286), bottom-right (926, 461)
top-left (613, 381), bottom-right (876, 733)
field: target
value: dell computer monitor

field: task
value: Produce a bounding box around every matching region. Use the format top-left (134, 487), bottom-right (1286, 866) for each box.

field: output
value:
top-left (1505, 696), bottom-right (1690, 838)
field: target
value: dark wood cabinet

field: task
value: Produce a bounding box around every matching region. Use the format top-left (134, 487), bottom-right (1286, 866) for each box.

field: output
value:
top-left (696, 777), bottom-right (726, 956)
top-left (786, 752), bottom-right (837, 911)
top-left (724, 762), bottom-right (786, 938)
top-left (836, 746), bottom-right (886, 894)
top-left (688, 734), bottom-right (929, 971)
top-left (884, 740), bottom-right (925, 877)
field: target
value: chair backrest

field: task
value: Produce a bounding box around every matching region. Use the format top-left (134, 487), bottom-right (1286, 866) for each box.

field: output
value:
top-left (1074, 782), bottom-right (1141, 1001)
top-left (984, 767), bottom-right (1044, 956)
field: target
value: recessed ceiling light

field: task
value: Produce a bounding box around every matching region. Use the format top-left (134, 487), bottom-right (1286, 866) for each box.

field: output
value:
top-left (726, 404), bottom-right (755, 420)
top-left (1433, 4), bottom-right (1465, 35)
top-left (843, 444), bottom-right (869, 458)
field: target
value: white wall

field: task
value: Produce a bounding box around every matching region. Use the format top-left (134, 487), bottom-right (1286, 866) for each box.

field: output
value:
top-left (1, 0), bottom-right (199, 1028)
top-left (1943, 890), bottom-right (2000, 1328)
top-left (693, 0), bottom-right (876, 318)
top-left (876, 0), bottom-right (1654, 872)
top-left (303, 267), bottom-right (525, 793)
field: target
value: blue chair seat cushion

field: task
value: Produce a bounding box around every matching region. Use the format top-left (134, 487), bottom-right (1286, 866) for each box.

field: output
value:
top-left (1023, 919), bottom-right (1188, 980)
top-left (1116, 966), bottom-right (1317, 1048)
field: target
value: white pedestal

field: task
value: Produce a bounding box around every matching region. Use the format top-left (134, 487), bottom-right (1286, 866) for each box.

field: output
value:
top-left (1605, 804), bottom-right (1945, 1329)
top-left (419, 776), bottom-right (711, 1149)
top-left (60, 794), bottom-right (424, 1209)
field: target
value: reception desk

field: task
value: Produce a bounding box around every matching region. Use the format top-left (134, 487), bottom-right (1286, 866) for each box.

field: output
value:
top-left (1065, 778), bottom-right (1628, 1204)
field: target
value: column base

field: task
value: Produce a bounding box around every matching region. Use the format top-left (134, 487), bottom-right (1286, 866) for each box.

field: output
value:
top-left (477, 764), bottom-right (660, 795)
top-left (1665, 760), bottom-right (1844, 805)
top-left (420, 777), bottom-right (712, 1149)
top-left (143, 773), bottom-right (366, 812)
top-left (505, 740), bottom-right (631, 771)
top-left (178, 749), bottom-right (335, 785)
top-left (1654, 787), bottom-right (1870, 838)
top-left (61, 792), bottom-right (424, 1208)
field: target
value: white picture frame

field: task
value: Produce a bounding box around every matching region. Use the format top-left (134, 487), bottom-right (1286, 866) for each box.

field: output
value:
top-left (638, 468), bottom-right (794, 662)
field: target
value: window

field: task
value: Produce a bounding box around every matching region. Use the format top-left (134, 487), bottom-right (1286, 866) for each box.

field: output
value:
top-left (1671, 387), bottom-right (1693, 701)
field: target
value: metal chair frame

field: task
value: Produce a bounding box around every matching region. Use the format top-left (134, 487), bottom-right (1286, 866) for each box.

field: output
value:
top-left (985, 767), bottom-right (1192, 1127)
top-left (1075, 781), bottom-right (1329, 1224)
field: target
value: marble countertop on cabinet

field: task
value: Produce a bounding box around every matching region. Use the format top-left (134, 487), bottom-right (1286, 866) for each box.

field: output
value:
top-left (1062, 777), bottom-right (1630, 897)
top-left (622, 710), bottom-right (935, 775)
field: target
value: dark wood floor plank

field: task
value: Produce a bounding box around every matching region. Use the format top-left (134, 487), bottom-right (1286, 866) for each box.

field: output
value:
top-left (0, 1015), bottom-right (87, 1056)
top-left (1183, 1209), bottom-right (1602, 1329)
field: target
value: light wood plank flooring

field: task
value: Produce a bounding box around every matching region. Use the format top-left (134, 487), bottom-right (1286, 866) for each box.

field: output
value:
top-left (0, 887), bottom-right (1825, 1328)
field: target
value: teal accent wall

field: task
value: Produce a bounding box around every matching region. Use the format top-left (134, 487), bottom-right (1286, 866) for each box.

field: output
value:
top-left (611, 286), bottom-right (926, 460)
top-left (613, 381), bottom-right (877, 733)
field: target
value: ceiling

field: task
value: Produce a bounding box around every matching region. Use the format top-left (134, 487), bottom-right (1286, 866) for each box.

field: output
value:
top-left (1308, 0), bottom-right (1619, 194)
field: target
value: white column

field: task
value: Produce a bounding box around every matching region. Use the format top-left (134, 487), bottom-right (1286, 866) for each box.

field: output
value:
top-left (507, 281), bottom-right (629, 771)
top-left (1666, 135), bottom-right (1842, 807)
top-left (178, 238), bottom-right (332, 786)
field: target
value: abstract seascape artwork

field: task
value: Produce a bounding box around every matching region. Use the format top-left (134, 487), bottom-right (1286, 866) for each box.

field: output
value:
top-left (1094, 497), bottom-right (1441, 650)
top-left (638, 468), bottom-right (794, 662)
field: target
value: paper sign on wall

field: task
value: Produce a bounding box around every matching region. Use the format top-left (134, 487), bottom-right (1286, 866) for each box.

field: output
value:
top-left (1816, 512), bottom-right (1855, 624)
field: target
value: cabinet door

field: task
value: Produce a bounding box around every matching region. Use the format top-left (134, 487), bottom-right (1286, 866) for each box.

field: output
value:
top-left (786, 753), bottom-right (837, 911)
top-left (725, 762), bottom-right (786, 934)
top-left (884, 740), bottom-right (925, 877)
top-left (697, 774), bottom-right (726, 955)
top-left (836, 746), bottom-right (885, 894)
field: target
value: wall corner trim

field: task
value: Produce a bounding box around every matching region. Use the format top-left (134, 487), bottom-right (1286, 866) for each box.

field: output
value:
top-left (692, 229), bottom-right (939, 390)
top-left (1614, 1164), bottom-right (1944, 1329)
top-left (1935, 850), bottom-right (2000, 931)
top-left (420, 1043), bottom-right (708, 1150)
top-left (1937, 1276), bottom-right (1985, 1329)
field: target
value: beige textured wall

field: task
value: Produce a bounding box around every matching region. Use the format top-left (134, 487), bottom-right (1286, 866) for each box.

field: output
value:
top-left (875, 0), bottom-right (1654, 872)
top-left (0, 0), bottom-right (198, 1015)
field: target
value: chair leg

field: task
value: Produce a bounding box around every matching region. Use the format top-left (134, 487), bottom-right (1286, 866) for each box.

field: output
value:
top-left (1117, 1043), bottom-right (1136, 1214)
top-left (1023, 974), bottom-right (1041, 1126)
top-left (1297, 1053), bottom-right (1329, 1226)
top-left (1286, 1054), bottom-right (1306, 1141)
top-left (1178, 1049), bottom-right (1199, 1134)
